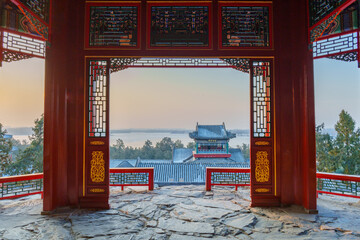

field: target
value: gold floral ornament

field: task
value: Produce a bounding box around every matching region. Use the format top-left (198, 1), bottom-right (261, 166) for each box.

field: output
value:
top-left (90, 151), bottom-right (105, 183)
top-left (255, 151), bottom-right (270, 182)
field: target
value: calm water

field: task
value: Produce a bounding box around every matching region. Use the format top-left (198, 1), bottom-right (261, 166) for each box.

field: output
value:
top-left (12, 132), bottom-right (250, 148)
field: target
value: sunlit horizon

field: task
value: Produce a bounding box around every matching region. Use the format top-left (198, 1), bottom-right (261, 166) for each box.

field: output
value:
top-left (0, 58), bottom-right (359, 130)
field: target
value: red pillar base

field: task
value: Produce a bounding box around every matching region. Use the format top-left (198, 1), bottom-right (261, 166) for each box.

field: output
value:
top-left (251, 196), bottom-right (280, 207)
top-left (79, 197), bottom-right (110, 209)
top-left (305, 208), bottom-right (319, 214)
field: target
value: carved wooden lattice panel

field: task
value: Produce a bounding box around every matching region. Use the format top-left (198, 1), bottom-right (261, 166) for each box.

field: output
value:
top-left (88, 60), bottom-right (108, 137)
top-left (250, 60), bottom-right (273, 196)
top-left (313, 31), bottom-right (358, 58)
top-left (16, 3), bottom-right (48, 39)
top-left (1, 1), bottom-right (41, 37)
top-left (2, 50), bottom-right (33, 62)
top-left (318, 178), bottom-right (360, 196)
top-left (87, 4), bottom-right (139, 47)
top-left (211, 172), bottom-right (250, 185)
top-left (220, 4), bottom-right (271, 48)
top-left (2, 31), bottom-right (45, 58)
top-left (252, 61), bottom-right (271, 138)
top-left (109, 58), bottom-right (250, 73)
top-left (321, 2), bottom-right (359, 38)
top-left (0, 178), bottom-right (43, 199)
top-left (18, 0), bottom-right (50, 23)
top-left (327, 51), bottom-right (358, 61)
top-left (110, 172), bottom-right (149, 185)
top-left (309, 0), bottom-right (349, 27)
top-left (149, 4), bottom-right (210, 48)
top-left (85, 59), bottom-right (110, 197)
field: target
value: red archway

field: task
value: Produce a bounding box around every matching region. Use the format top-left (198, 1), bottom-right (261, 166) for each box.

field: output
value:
top-left (38, 0), bottom-right (317, 212)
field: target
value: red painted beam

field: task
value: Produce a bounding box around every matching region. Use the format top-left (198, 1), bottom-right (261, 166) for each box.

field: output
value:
top-left (0, 27), bottom-right (46, 42)
top-left (317, 172), bottom-right (360, 182)
top-left (10, 0), bottom-right (49, 26)
top-left (0, 192), bottom-right (43, 200)
top-left (309, 0), bottom-right (356, 30)
top-left (317, 190), bottom-right (360, 199)
top-left (0, 173), bottom-right (43, 183)
top-left (316, 28), bottom-right (359, 41)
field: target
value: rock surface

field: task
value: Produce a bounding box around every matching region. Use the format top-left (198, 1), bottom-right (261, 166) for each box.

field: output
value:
top-left (0, 185), bottom-right (360, 239)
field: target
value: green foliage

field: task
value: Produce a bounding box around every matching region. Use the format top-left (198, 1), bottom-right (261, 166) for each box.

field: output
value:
top-left (155, 137), bottom-right (173, 159)
top-left (316, 123), bottom-right (336, 173)
top-left (238, 143), bottom-right (250, 160)
top-left (316, 110), bottom-right (360, 175)
top-left (0, 123), bottom-right (13, 176)
top-left (6, 115), bottom-right (44, 175)
top-left (186, 141), bottom-right (196, 149)
top-left (110, 137), bottom-right (187, 160)
top-left (332, 110), bottom-right (360, 174)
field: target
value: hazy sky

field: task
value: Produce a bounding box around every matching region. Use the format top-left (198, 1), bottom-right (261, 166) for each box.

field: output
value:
top-left (0, 57), bottom-right (359, 130)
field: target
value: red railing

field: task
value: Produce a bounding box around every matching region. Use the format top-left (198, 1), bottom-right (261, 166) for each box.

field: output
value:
top-left (316, 172), bottom-right (360, 199)
top-left (206, 167), bottom-right (251, 191)
top-left (2, 170), bottom-right (360, 200)
top-left (0, 173), bottom-right (43, 200)
top-left (109, 168), bottom-right (154, 191)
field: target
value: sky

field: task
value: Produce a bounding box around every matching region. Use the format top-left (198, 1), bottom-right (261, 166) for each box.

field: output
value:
top-left (0, 57), bottom-right (359, 130)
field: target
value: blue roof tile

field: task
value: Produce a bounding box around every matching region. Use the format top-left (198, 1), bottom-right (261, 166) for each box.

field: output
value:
top-left (189, 123), bottom-right (236, 140)
top-left (137, 163), bottom-right (249, 184)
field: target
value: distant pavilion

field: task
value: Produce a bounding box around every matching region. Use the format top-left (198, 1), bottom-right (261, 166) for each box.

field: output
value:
top-left (189, 123), bottom-right (236, 160)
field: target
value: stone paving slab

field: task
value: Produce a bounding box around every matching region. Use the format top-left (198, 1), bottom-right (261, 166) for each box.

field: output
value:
top-left (0, 185), bottom-right (360, 239)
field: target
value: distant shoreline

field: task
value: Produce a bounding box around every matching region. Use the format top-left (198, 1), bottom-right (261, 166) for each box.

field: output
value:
top-left (110, 128), bottom-right (250, 135)
top-left (7, 127), bottom-right (337, 137)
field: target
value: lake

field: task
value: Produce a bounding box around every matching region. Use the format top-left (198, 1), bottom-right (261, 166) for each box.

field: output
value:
top-left (12, 132), bottom-right (250, 148)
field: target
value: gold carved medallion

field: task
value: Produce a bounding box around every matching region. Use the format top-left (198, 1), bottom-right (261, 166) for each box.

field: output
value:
top-left (255, 151), bottom-right (270, 183)
top-left (90, 151), bottom-right (105, 183)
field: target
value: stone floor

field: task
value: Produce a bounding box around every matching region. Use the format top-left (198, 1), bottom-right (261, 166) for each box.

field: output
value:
top-left (0, 185), bottom-right (360, 240)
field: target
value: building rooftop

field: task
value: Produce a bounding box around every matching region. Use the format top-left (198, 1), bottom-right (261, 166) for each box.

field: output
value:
top-left (136, 163), bottom-right (248, 184)
top-left (116, 161), bottom-right (134, 168)
top-left (0, 185), bottom-right (359, 239)
top-left (110, 159), bottom-right (137, 168)
top-left (189, 123), bottom-right (236, 140)
top-left (228, 148), bottom-right (248, 164)
top-left (172, 148), bottom-right (193, 163)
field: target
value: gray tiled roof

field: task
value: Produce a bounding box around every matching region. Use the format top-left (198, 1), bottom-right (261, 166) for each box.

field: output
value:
top-left (136, 159), bottom-right (172, 166)
top-left (190, 149), bottom-right (247, 164)
top-left (116, 161), bottom-right (134, 168)
top-left (173, 148), bottom-right (193, 163)
top-left (229, 148), bottom-right (248, 164)
top-left (137, 163), bottom-right (249, 184)
top-left (110, 159), bottom-right (137, 168)
top-left (189, 124), bottom-right (236, 140)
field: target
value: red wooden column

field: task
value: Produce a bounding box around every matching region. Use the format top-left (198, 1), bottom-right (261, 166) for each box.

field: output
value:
top-left (79, 59), bottom-right (110, 208)
top-left (250, 60), bottom-right (279, 207)
top-left (273, 0), bottom-right (317, 213)
top-left (43, 0), bottom-right (86, 211)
